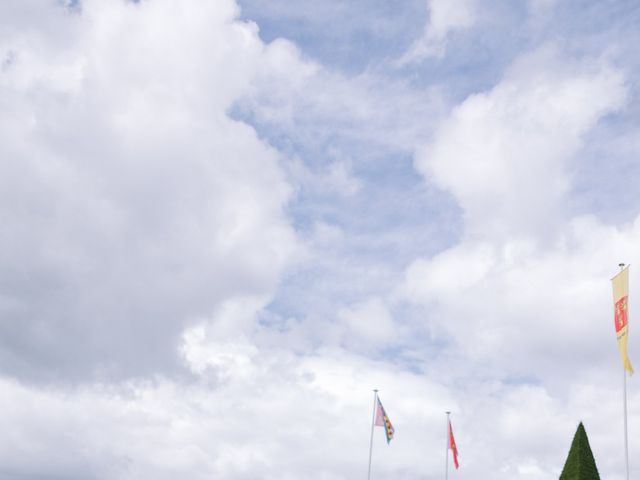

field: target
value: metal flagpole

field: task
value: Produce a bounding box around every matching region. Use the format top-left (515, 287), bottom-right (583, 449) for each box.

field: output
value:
top-left (624, 367), bottom-right (629, 480)
top-left (367, 389), bottom-right (378, 480)
top-left (445, 411), bottom-right (450, 480)
top-left (620, 263), bottom-right (629, 480)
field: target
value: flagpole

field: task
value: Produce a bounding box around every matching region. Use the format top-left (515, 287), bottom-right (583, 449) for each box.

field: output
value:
top-left (623, 367), bottom-right (629, 480)
top-left (619, 263), bottom-right (630, 480)
top-left (367, 389), bottom-right (378, 480)
top-left (445, 411), bottom-right (450, 480)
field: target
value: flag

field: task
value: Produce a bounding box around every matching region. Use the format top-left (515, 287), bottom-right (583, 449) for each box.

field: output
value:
top-left (374, 397), bottom-right (395, 443)
top-left (612, 267), bottom-right (634, 374)
top-left (448, 419), bottom-right (459, 469)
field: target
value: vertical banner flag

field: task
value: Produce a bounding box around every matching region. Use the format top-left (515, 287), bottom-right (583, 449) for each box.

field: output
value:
top-left (449, 419), bottom-right (459, 469)
top-left (375, 397), bottom-right (395, 443)
top-left (612, 267), bottom-right (634, 374)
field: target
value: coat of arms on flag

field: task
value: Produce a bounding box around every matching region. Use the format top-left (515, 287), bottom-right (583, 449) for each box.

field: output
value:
top-left (612, 266), bottom-right (634, 374)
top-left (374, 397), bottom-right (395, 443)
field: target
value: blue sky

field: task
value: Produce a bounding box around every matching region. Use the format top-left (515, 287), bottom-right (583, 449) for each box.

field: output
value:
top-left (1, 1), bottom-right (640, 479)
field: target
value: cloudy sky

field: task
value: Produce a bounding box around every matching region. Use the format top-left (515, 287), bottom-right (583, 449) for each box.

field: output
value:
top-left (1, 0), bottom-right (640, 478)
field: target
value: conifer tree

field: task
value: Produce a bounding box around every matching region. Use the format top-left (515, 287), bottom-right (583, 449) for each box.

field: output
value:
top-left (559, 422), bottom-right (600, 480)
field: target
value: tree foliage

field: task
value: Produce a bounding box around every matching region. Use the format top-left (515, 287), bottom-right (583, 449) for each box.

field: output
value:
top-left (559, 422), bottom-right (600, 480)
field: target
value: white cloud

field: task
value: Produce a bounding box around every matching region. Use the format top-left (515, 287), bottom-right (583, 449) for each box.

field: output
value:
top-left (398, 44), bottom-right (640, 479)
top-left (0, 347), bottom-right (455, 479)
top-left (414, 46), bottom-right (627, 240)
top-left (0, 0), bottom-right (302, 380)
top-left (310, 221), bottom-right (345, 247)
top-left (338, 298), bottom-right (399, 349)
top-left (287, 157), bottom-right (363, 199)
top-left (240, 43), bottom-right (444, 154)
top-left (398, 0), bottom-right (477, 64)
top-left (3, 1), bottom-right (640, 480)
top-left (402, 242), bottom-right (497, 302)
top-left (1, 339), bottom-right (638, 479)
top-left (401, 47), bottom-right (636, 387)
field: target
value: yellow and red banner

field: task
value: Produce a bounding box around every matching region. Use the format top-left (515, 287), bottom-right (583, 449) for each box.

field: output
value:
top-left (612, 267), bottom-right (634, 374)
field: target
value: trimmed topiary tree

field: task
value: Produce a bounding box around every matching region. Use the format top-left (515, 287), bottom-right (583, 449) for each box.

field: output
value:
top-left (559, 422), bottom-right (600, 480)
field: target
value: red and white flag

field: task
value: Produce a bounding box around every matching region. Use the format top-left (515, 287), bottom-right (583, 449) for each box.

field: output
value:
top-left (448, 419), bottom-right (459, 469)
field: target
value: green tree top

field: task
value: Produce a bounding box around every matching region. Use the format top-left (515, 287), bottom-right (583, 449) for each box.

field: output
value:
top-left (559, 422), bottom-right (600, 480)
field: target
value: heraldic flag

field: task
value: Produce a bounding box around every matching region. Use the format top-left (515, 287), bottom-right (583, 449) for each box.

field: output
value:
top-left (612, 266), bottom-right (634, 374)
top-left (448, 418), bottom-right (459, 469)
top-left (374, 397), bottom-right (395, 443)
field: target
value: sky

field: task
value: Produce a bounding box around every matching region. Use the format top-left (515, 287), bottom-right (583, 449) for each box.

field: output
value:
top-left (1, 0), bottom-right (640, 479)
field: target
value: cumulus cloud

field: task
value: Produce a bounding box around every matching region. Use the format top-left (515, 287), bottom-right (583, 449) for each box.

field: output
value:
top-left (1, 339), bottom-right (636, 480)
top-left (337, 297), bottom-right (399, 349)
top-left (398, 0), bottom-right (477, 64)
top-left (0, 348), bottom-right (455, 479)
top-left (414, 46), bottom-right (627, 240)
top-left (397, 44), bottom-right (640, 480)
top-left (402, 216), bottom-right (640, 380)
top-left (3, 1), bottom-right (640, 479)
top-left (404, 46), bottom-right (634, 399)
top-left (0, 0), bottom-right (301, 381)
